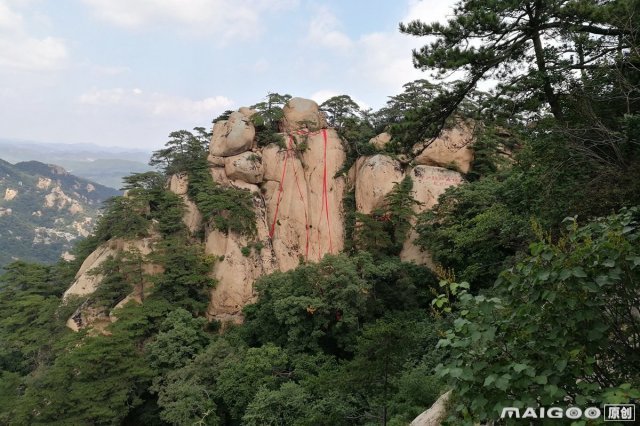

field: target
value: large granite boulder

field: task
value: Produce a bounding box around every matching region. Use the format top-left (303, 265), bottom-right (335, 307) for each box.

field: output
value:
top-left (209, 111), bottom-right (256, 157)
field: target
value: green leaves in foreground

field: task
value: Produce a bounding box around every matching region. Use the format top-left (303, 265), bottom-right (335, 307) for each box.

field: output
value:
top-left (436, 207), bottom-right (640, 424)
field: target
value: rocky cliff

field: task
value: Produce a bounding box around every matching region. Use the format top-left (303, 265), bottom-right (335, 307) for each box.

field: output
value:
top-left (64, 97), bottom-right (473, 326)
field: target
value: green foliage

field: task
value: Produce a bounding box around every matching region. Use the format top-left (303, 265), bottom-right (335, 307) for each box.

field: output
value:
top-left (320, 95), bottom-right (364, 130)
top-left (15, 333), bottom-right (153, 425)
top-left (437, 207), bottom-right (640, 423)
top-left (313, 93), bottom-right (379, 177)
top-left (354, 176), bottom-right (420, 257)
top-left (242, 382), bottom-right (312, 426)
top-left (212, 109), bottom-right (233, 124)
top-left (0, 261), bottom-right (77, 377)
top-left (150, 236), bottom-right (215, 315)
top-left (340, 314), bottom-right (419, 423)
top-left (147, 309), bottom-right (210, 376)
top-left (416, 121), bottom-right (640, 290)
top-left (216, 343), bottom-right (291, 422)
top-left (3, 9), bottom-right (640, 422)
top-left (378, 80), bottom-right (484, 152)
top-left (243, 254), bottom-right (373, 355)
top-left (466, 125), bottom-right (519, 181)
top-left (90, 249), bottom-right (146, 309)
top-left (149, 128), bottom-right (211, 176)
top-left (89, 256), bottom-right (135, 309)
top-left (416, 177), bottom-right (530, 289)
top-left (242, 253), bottom-right (437, 356)
top-left (94, 195), bottom-right (151, 242)
top-left (354, 210), bottom-right (395, 257)
top-left (147, 127), bottom-right (258, 237)
top-left (193, 177), bottom-right (257, 236)
top-left (187, 151), bottom-right (257, 236)
top-left (251, 92), bottom-right (290, 147)
top-left (154, 190), bottom-right (187, 237)
top-left (400, 0), bottom-right (638, 123)
top-left (386, 175), bottom-right (421, 244)
top-left (156, 338), bottom-right (235, 425)
top-left (342, 190), bottom-right (357, 254)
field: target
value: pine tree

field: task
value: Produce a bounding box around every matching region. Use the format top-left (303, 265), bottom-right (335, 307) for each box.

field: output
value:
top-left (400, 0), bottom-right (638, 134)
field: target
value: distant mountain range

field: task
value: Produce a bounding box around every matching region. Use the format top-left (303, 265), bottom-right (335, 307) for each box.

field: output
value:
top-left (0, 158), bottom-right (120, 269)
top-left (0, 139), bottom-right (153, 189)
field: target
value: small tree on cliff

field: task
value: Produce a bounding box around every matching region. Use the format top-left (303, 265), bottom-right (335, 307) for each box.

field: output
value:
top-left (320, 95), bottom-right (362, 129)
top-left (149, 128), bottom-right (211, 175)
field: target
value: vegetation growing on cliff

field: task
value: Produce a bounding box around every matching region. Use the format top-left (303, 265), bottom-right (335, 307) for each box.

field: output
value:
top-left (354, 175), bottom-right (420, 257)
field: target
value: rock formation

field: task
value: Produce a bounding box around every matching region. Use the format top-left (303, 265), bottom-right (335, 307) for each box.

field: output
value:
top-left (63, 236), bottom-right (163, 331)
top-left (65, 97), bottom-right (475, 328)
top-left (413, 120), bottom-right (475, 173)
top-left (410, 391), bottom-right (452, 426)
top-left (4, 188), bottom-right (17, 201)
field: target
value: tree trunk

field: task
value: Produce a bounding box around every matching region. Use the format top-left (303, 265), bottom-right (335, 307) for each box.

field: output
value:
top-left (531, 30), bottom-right (563, 120)
top-left (529, 1), bottom-right (563, 120)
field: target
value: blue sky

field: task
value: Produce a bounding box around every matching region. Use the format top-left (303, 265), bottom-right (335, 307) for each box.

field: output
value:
top-left (0, 0), bottom-right (456, 149)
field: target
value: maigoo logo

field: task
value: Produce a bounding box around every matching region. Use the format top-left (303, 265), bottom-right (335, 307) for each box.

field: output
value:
top-left (501, 406), bottom-right (600, 420)
top-left (500, 405), bottom-right (636, 421)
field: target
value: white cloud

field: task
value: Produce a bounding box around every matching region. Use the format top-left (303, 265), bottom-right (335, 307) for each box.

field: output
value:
top-left (302, 0), bottom-right (456, 99)
top-left (0, 1), bottom-right (67, 71)
top-left (78, 87), bottom-right (234, 120)
top-left (404, 0), bottom-right (455, 24)
top-left (306, 6), bottom-right (353, 51)
top-left (92, 65), bottom-right (131, 76)
top-left (81, 0), bottom-right (298, 41)
top-left (355, 32), bottom-right (424, 90)
top-left (252, 58), bottom-right (270, 73)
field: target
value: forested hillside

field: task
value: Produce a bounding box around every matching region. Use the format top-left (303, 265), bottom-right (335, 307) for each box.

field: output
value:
top-left (0, 159), bottom-right (119, 269)
top-left (0, 0), bottom-right (638, 425)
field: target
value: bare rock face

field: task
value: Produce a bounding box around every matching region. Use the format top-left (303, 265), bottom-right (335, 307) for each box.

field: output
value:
top-left (282, 97), bottom-right (327, 132)
top-left (37, 177), bottom-right (52, 189)
top-left (410, 391), bottom-right (452, 426)
top-left (4, 188), bottom-right (17, 201)
top-left (207, 127), bottom-right (346, 322)
top-left (414, 121), bottom-right (475, 173)
top-left (63, 236), bottom-right (162, 331)
top-left (370, 132), bottom-right (392, 150)
top-left (63, 237), bottom-right (158, 300)
top-left (407, 166), bottom-right (464, 211)
top-left (63, 243), bottom-right (117, 298)
top-left (209, 111), bottom-right (256, 157)
top-left (208, 154), bottom-right (226, 167)
top-left (399, 166), bottom-right (464, 266)
top-left (264, 129), bottom-right (345, 268)
top-left (169, 173), bottom-right (189, 195)
top-left (168, 173), bottom-right (202, 234)
top-left (354, 154), bottom-right (404, 214)
top-left (205, 202), bottom-right (276, 324)
top-left (62, 99), bottom-right (474, 327)
top-left (238, 107), bottom-right (257, 118)
top-left (224, 152), bottom-right (264, 184)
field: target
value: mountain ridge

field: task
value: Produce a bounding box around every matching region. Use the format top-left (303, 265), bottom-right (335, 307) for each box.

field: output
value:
top-left (0, 158), bottom-right (119, 269)
top-left (0, 139), bottom-right (152, 189)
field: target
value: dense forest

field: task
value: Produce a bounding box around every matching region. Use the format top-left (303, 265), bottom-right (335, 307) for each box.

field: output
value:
top-left (1, 0), bottom-right (639, 424)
